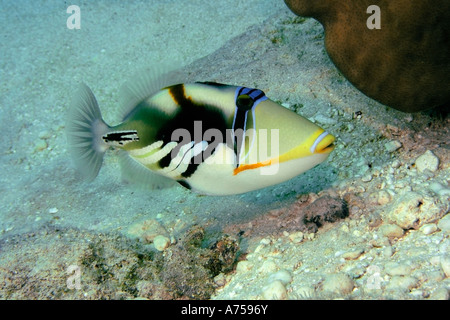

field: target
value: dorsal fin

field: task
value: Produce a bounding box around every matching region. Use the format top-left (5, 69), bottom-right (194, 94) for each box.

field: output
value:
top-left (119, 66), bottom-right (186, 121)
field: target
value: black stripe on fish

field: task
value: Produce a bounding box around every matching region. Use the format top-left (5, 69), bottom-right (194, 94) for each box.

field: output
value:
top-left (157, 84), bottom-right (229, 178)
top-left (102, 130), bottom-right (139, 146)
top-left (177, 180), bottom-right (191, 190)
top-left (195, 81), bottom-right (230, 88)
top-left (233, 93), bottom-right (255, 166)
top-left (231, 87), bottom-right (268, 166)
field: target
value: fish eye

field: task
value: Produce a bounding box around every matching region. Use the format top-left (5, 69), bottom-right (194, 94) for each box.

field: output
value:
top-left (236, 94), bottom-right (254, 110)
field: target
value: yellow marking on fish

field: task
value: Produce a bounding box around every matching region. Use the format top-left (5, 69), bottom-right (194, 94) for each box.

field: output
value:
top-left (136, 141), bottom-right (178, 165)
top-left (233, 129), bottom-right (331, 175)
top-left (129, 140), bottom-right (163, 157)
top-left (277, 129), bottom-right (326, 162)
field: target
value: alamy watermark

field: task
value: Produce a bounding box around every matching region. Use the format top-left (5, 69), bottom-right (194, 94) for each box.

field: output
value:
top-left (367, 5), bottom-right (381, 30)
top-left (66, 265), bottom-right (81, 290)
top-left (365, 265), bottom-right (382, 290)
top-left (67, 5), bottom-right (381, 30)
top-left (170, 122), bottom-right (280, 175)
top-left (66, 5), bottom-right (81, 29)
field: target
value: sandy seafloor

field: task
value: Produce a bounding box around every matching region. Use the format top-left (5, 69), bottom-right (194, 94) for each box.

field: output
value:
top-left (0, 0), bottom-right (449, 300)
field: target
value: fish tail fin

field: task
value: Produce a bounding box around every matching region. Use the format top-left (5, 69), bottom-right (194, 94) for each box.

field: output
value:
top-left (66, 83), bottom-right (110, 181)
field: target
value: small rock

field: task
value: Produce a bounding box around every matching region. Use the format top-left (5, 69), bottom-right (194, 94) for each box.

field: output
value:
top-left (384, 262), bottom-right (412, 276)
top-left (34, 139), bottom-right (48, 152)
top-left (430, 287), bottom-right (449, 300)
top-left (268, 270), bottom-right (292, 285)
top-left (153, 235), bottom-right (170, 251)
top-left (342, 248), bottom-right (364, 260)
top-left (321, 273), bottom-right (354, 295)
top-left (384, 140), bottom-right (402, 153)
top-left (288, 231), bottom-right (304, 243)
top-left (236, 260), bottom-right (253, 273)
top-left (429, 182), bottom-right (450, 197)
top-left (262, 280), bottom-right (287, 300)
top-left (391, 160), bottom-right (401, 168)
top-left (437, 214), bottom-right (450, 234)
top-left (382, 245), bottom-right (394, 258)
top-left (441, 256), bottom-right (450, 278)
top-left (127, 219), bottom-right (168, 243)
top-left (259, 259), bottom-right (278, 274)
top-left (427, 270), bottom-right (445, 282)
top-left (415, 150), bottom-right (439, 173)
top-left (38, 130), bottom-right (51, 139)
top-left (420, 223), bottom-right (438, 235)
top-left (313, 114), bottom-right (337, 125)
top-left (404, 114), bottom-right (413, 123)
top-left (384, 191), bottom-right (449, 229)
top-left (379, 223), bottom-right (404, 239)
top-left (385, 276), bottom-right (419, 292)
top-left (214, 273), bottom-right (227, 287)
top-left (377, 190), bottom-right (392, 205)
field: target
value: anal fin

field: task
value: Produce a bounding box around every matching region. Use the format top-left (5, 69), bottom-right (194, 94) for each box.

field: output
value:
top-left (118, 151), bottom-right (177, 190)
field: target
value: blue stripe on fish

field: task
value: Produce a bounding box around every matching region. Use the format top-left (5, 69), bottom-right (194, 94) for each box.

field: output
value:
top-left (232, 86), bottom-right (268, 166)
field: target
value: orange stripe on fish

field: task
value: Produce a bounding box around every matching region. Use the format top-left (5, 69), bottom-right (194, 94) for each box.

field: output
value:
top-left (233, 158), bottom-right (277, 175)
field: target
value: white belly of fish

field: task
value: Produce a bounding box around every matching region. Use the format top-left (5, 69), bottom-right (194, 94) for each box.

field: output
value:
top-left (185, 144), bottom-right (329, 195)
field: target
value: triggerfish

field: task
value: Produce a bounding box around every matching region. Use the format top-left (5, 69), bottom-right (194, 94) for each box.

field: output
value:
top-left (66, 70), bottom-right (335, 195)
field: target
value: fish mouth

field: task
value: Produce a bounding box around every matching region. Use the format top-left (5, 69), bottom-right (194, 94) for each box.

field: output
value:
top-left (311, 131), bottom-right (335, 154)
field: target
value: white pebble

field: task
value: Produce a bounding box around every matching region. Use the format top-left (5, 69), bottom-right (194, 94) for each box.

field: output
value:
top-left (268, 269), bottom-right (292, 285)
top-left (259, 259), bottom-right (278, 273)
top-left (384, 140), bottom-right (402, 153)
top-left (420, 223), bottom-right (438, 235)
top-left (384, 262), bottom-right (412, 276)
top-left (379, 223), bottom-right (404, 239)
top-left (262, 280), bottom-right (287, 300)
top-left (441, 256), bottom-right (450, 278)
top-left (313, 114), bottom-right (337, 125)
top-left (383, 245), bottom-right (394, 258)
top-left (236, 260), bottom-right (253, 273)
top-left (415, 150), bottom-right (439, 173)
top-left (429, 182), bottom-right (450, 197)
top-left (127, 219), bottom-right (168, 243)
top-left (391, 160), bottom-right (401, 168)
top-left (34, 139), bottom-right (48, 152)
top-left (153, 235), bottom-right (170, 251)
top-left (48, 207), bottom-right (58, 214)
top-left (384, 191), bottom-right (448, 229)
top-left (438, 214), bottom-right (450, 234)
top-left (342, 248), bottom-right (364, 260)
top-left (404, 114), bottom-right (413, 122)
top-left (288, 231), bottom-right (304, 243)
top-left (377, 190), bottom-right (392, 205)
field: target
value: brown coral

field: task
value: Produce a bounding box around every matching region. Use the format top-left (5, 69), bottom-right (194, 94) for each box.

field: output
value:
top-left (284, 0), bottom-right (450, 112)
